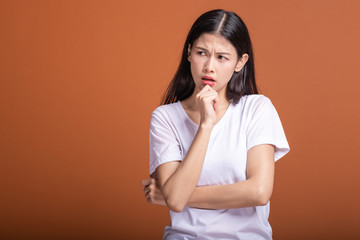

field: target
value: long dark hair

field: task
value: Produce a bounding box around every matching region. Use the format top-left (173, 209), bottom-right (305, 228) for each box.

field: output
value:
top-left (162, 9), bottom-right (258, 105)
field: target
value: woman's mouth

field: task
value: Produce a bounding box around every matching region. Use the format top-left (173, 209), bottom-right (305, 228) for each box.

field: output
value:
top-left (201, 76), bottom-right (215, 86)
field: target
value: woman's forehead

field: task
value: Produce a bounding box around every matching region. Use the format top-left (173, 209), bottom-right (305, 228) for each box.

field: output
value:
top-left (193, 33), bottom-right (235, 52)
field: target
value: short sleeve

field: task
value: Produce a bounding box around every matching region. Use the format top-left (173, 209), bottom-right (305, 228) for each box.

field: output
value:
top-left (149, 110), bottom-right (182, 176)
top-left (246, 97), bottom-right (290, 161)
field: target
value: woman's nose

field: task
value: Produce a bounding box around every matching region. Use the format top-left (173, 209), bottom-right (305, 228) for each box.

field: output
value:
top-left (204, 56), bottom-right (215, 73)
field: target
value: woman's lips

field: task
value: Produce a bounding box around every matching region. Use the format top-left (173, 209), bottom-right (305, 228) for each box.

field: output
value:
top-left (201, 76), bottom-right (215, 86)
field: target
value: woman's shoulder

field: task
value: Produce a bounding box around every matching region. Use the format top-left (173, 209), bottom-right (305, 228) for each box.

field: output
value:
top-left (230, 94), bottom-right (277, 120)
top-left (151, 101), bottom-right (181, 120)
top-left (237, 94), bottom-right (272, 109)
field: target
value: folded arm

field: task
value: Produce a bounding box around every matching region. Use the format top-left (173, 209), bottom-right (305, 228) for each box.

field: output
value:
top-left (143, 144), bottom-right (275, 210)
top-left (146, 86), bottom-right (218, 212)
top-left (188, 144), bottom-right (274, 209)
top-left (155, 124), bottom-right (212, 212)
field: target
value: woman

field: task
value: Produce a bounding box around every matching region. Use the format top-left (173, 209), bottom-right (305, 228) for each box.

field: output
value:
top-left (142, 9), bottom-right (289, 239)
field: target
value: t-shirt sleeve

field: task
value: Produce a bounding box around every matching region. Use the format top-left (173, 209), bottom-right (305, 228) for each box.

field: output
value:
top-left (149, 109), bottom-right (182, 176)
top-left (246, 97), bottom-right (290, 161)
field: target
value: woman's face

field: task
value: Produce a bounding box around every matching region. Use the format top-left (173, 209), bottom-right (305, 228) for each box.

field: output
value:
top-left (188, 33), bottom-right (247, 99)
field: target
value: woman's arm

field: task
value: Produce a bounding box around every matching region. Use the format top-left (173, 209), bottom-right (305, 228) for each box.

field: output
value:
top-left (188, 144), bottom-right (275, 209)
top-left (156, 125), bottom-right (212, 212)
top-left (143, 144), bottom-right (275, 209)
top-left (151, 86), bottom-right (218, 212)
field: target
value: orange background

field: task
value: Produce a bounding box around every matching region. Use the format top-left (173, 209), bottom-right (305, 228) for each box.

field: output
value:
top-left (1, 0), bottom-right (360, 239)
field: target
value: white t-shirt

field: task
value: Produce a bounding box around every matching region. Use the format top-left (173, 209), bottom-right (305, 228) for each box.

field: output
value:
top-left (149, 94), bottom-right (290, 240)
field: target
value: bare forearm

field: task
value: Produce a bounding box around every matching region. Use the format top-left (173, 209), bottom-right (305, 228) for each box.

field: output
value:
top-left (161, 125), bottom-right (213, 212)
top-left (187, 145), bottom-right (275, 210)
top-left (147, 145), bottom-right (275, 211)
top-left (188, 179), bottom-right (273, 209)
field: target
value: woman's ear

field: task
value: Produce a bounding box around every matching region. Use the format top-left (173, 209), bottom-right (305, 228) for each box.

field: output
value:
top-left (235, 54), bottom-right (249, 72)
top-left (187, 44), bottom-right (191, 62)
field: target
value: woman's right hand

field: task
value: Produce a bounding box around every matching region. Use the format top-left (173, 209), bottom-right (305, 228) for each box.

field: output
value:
top-left (141, 178), bottom-right (166, 206)
top-left (196, 85), bottom-right (218, 128)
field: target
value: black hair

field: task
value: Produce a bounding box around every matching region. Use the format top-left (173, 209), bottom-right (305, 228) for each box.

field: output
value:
top-left (162, 9), bottom-right (258, 105)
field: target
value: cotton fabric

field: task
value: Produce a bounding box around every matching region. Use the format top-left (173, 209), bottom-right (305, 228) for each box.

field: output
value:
top-left (149, 94), bottom-right (290, 240)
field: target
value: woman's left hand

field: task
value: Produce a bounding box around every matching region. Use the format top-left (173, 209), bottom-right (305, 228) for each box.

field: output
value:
top-left (141, 178), bottom-right (166, 206)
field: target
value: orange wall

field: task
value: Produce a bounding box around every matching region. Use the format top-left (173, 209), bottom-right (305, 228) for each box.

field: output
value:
top-left (1, 0), bottom-right (360, 239)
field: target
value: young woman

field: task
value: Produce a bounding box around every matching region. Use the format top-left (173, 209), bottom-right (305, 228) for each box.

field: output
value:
top-left (141, 9), bottom-right (289, 239)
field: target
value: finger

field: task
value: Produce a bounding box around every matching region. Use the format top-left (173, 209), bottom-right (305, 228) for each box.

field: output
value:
top-left (199, 91), bottom-right (218, 99)
top-left (213, 101), bottom-right (217, 111)
top-left (197, 90), bottom-right (214, 100)
top-left (144, 185), bottom-right (153, 194)
top-left (197, 89), bottom-right (217, 98)
top-left (198, 92), bottom-right (218, 104)
top-left (141, 179), bottom-right (151, 186)
top-left (198, 86), bottom-right (217, 95)
top-left (145, 193), bottom-right (151, 202)
top-left (146, 192), bottom-right (152, 203)
top-left (145, 190), bottom-right (152, 198)
top-left (213, 94), bottom-right (219, 111)
top-left (198, 84), bottom-right (213, 94)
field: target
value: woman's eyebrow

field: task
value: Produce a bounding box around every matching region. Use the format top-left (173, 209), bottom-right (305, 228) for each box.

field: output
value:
top-left (195, 47), bottom-right (231, 55)
top-left (217, 52), bottom-right (231, 55)
top-left (195, 46), bottom-right (208, 52)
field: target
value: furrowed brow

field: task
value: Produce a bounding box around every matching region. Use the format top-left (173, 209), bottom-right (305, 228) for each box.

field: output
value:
top-left (195, 47), bottom-right (230, 55)
top-left (195, 47), bottom-right (208, 52)
top-left (216, 52), bottom-right (231, 55)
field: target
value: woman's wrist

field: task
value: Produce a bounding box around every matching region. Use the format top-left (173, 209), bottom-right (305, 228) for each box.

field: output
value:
top-left (199, 122), bottom-right (214, 131)
top-left (199, 118), bottom-right (215, 130)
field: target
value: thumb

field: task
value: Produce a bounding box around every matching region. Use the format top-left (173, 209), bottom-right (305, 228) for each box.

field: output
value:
top-left (213, 95), bottom-right (219, 111)
top-left (213, 100), bottom-right (218, 111)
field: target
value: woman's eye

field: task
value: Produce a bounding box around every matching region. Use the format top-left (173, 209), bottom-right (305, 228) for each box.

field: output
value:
top-left (198, 51), bottom-right (206, 56)
top-left (218, 55), bottom-right (227, 61)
